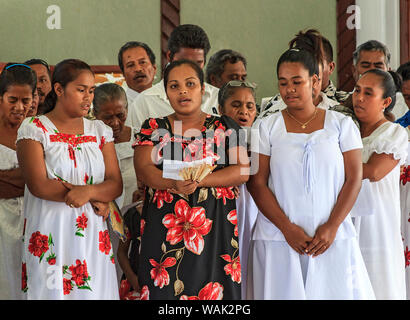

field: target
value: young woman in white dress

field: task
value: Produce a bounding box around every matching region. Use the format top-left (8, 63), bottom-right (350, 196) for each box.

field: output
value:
top-left (17, 59), bottom-right (123, 299)
top-left (217, 80), bottom-right (258, 299)
top-left (0, 63), bottom-right (37, 299)
top-left (247, 48), bottom-right (375, 299)
top-left (352, 69), bottom-right (408, 300)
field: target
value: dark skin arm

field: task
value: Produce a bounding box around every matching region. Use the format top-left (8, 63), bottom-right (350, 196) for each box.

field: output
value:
top-left (17, 139), bottom-right (123, 206)
top-left (363, 152), bottom-right (399, 182)
top-left (247, 153), bottom-right (313, 255)
top-left (117, 239), bottom-right (140, 292)
top-left (0, 180), bottom-right (24, 198)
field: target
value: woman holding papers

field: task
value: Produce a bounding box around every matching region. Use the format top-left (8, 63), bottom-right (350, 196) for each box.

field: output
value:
top-left (133, 59), bottom-right (249, 300)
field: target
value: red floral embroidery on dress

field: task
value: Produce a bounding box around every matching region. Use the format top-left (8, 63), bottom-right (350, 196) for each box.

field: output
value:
top-left (62, 259), bottom-right (92, 295)
top-left (120, 283), bottom-right (149, 300)
top-left (180, 282), bottom-right (224, 300)
top-left (50, 133), bottom-right (97, 168)
top-left (162, 199), bottom-right (212, 255)
top-left (30, 117), bottom-right (48, 133)
top-left (214, 187), bottom-right (235, 205)
top-left (21, 263), bottom-right (28, 292)
top-left (405, 246), bottom-right (410, 268)
top-left (400, 166), bottom-right (410, 186)
top-left (227, 209), bottom-right (238, 237)
top-left (99, 136), bottom-right (106, 150)
top-left (220, 254), bottom-right (241, 283)
top-left (149, 257), bottom-right (176, 288)
top-left (152, 190), bottom-right (173, 209)
top-left (98, 230), bottom-right (112, 255)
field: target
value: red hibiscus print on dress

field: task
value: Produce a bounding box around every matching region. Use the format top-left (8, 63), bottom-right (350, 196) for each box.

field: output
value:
top-left (153, 190), bottom-right (173, 209)
top-left (180, 282), bottom-right (224, 300)
top-left (75, 213), bottom-right (88, 237)
top-left (140, 118), bottom-right (159, 136)
top-left (400, 166), bottom-right (410, 186)
top-left (162, 199), bottom-right (212, 255)
top-left (63, 259), bottom-right (92, 294)
top-left (227, 209), bottom-right (238, 237)
top-left (28, 231), bottom-right (49, 258)
top-left (99, 230), bottom-right (112, 255)
top-left (149, 257), bottom-right (176, 288)
top-left (220, 254), bottom-right (241, 283)
top-left (405, 246), bottom-right (410, 268)
top-left (63, 278), bottom-right (73, 295)
top-left (214, 187), bottom-right (235, 205)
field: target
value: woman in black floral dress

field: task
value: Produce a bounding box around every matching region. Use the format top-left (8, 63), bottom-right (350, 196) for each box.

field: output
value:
top-left (133, 60), bottom-right (249, 300)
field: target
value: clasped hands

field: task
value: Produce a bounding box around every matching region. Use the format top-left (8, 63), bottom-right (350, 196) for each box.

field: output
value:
top-left (61, 182), bottom-right (109, 221)
top-left (282, 222), bottom-right (338, 257)
top-left (167, 179), bottom-right (240, 198)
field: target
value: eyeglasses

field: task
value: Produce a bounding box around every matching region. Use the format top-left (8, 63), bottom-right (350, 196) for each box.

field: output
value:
top-left (5, 63), bottom-right (32, 70)
top-left (226, 80), bottom-right (257, 89)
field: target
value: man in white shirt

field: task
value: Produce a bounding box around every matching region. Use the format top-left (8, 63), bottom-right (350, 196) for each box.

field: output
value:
top-left (117, 41), bottom-right (157, 106)
top-left (126, 24), bottom-right (219, 130)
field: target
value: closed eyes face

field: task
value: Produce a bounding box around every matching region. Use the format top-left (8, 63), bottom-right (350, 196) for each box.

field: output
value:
top-left (354, 50), bottom-right (388, 81)
top-left (220, 87), bottom-right (256, 127)
top-left (30, 64), bottom-right (52, 103)
top-left (95, 99), bottom-right (127, 139)
top-left (0, 84), bottom-right (33, 125)
top-left (278, 62), bottom-right (316, 108)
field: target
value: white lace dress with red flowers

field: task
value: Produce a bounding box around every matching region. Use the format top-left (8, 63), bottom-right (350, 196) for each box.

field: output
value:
top-left (0, 144), bottom-right (24, 299)
top-left (249, 110), bottom-right (375, 300)
top-left (399, 128), bottom-right (410, 299)
top-left (17, 115), bottom-right (119, 300)
top-left (132, 115), bottom-right (242, 300)
top-left (353, 121), bottom-right (408, 300)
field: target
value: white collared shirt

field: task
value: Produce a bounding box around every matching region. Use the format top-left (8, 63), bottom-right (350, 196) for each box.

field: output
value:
top-left (125, 79), bottom-right (219, 130)
top-left (125, 86), bottom-right (140, 106)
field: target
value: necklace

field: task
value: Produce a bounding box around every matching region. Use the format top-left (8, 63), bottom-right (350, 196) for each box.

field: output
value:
top-left (286, 108), bottom-right (318, 129)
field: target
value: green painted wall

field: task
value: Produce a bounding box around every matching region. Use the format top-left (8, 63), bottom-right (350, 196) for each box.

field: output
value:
top-left (0, 0), bottom-right (337, 102)
top-left (0, 0), bottom-right (160, 66)
top-left (181, 0), bottom-right (337, 102)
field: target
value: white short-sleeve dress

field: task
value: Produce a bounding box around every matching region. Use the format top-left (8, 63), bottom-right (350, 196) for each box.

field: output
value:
top-left (247, 110), bottom-right (375, 300)
top-left (17, 115), bottom-right (119, 300)
top-left (0, 144), bottom-right (24, 299)
top-left (353, 122), bottom-right (408, 300)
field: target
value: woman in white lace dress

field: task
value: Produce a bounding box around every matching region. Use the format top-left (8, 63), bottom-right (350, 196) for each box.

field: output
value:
top-left (352, 69), bottom-right (408, 299)
top-left (16, 59), bottom-right (123, 300)
top-left (0, 63), bottom-right (37, 299)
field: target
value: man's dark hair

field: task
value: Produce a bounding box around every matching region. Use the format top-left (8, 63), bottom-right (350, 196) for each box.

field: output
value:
top-left (205, 49), bottom-right (247, 83)
top-left (167, 24), bottom-right (211, 62)
top-left (397, 61), bottom-right (410, 82)
top-left (117, 41), bottom-right (156, 73)
top-left (24, 58), bottom-right (52, 78)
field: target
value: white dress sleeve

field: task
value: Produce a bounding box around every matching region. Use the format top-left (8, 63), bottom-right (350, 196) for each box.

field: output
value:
top-left (16, 117), bottom-right (46, 145)
top-left (370, 123), bottom-right (408, 165)
top-left (338, 115), bottom-right (363, 152)
top-left (93, 119), bottom-right (114, 145)
top-left (250, 116), bottom-right (272, 156)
